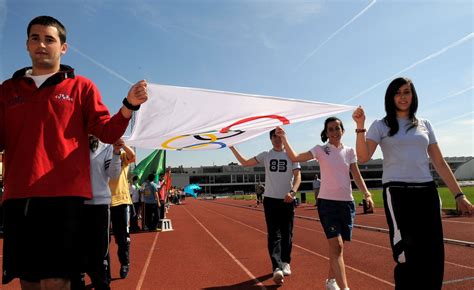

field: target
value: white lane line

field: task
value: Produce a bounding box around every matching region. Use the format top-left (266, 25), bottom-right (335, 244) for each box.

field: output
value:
top-left (182, 206), bottom-right (266, 289)
top-left (136, 231), bottom-right (160, 290)
top-left (443, 276), bottom-right (474, 285)
top-left (215, 201), bottom-right (474, 246)
top-left (204, 202), bottom-right (474, 270)
top-left (198, 203), bottom-right (394, 287)
top-left (442, 220), bottom-right (474, 225)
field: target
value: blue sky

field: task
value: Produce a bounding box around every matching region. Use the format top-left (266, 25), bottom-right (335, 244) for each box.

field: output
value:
top-left (1, 0), bottom-right (473, 167)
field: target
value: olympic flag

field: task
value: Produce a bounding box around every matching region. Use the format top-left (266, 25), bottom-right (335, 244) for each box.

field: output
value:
top-left (126, 84), bottom-right (355, 150)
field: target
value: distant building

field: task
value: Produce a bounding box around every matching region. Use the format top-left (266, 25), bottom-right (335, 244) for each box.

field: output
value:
top-left (169, 157), bottom-right (473, 195)
top-left (455, 159), bottom-right (474, 180)
top-left (0, 155), bottom-right (471, 194)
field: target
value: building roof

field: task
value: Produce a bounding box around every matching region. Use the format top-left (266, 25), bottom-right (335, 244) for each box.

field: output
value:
top-left (454, 159), bottom-right (474, 180)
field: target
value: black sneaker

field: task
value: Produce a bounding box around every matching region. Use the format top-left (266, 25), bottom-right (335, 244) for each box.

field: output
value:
top-left (120, 264), bottom-right (129, 279)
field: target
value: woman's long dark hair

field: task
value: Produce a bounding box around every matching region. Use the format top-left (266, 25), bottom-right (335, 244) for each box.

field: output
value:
top-left (321, 116), bottom-right (344, 143)
top-left (384, 77), bottom-right (419, 136)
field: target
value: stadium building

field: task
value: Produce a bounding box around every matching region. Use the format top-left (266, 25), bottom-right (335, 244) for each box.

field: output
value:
top-left (169, 156), bottom-right (473, 195)
top-left (0, 153), bottom-right (471, 195)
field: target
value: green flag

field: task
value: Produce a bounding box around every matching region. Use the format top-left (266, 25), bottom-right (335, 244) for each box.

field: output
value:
top-left (132, 150), bottom-right (166, 184)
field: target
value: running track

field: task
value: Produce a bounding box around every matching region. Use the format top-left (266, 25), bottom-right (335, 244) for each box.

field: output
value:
top-left (0, 198), bottom-right (472, 289)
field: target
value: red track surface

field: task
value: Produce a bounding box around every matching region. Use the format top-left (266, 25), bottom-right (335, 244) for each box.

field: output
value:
top-left (1, 198), bottom-right (473, 289)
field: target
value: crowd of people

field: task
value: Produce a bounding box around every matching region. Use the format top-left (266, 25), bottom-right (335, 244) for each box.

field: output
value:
top-left (0, 15), bottom-right (472, 290)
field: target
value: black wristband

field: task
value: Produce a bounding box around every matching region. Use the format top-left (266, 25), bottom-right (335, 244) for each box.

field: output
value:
top-left (455, 192), bottom-right (465, 200)
top-left (122, 98), bottom-right (141, 111)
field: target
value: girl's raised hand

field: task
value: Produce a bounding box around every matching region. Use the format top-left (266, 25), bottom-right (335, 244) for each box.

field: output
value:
top-left (352, 106), bottom-right (366, 126)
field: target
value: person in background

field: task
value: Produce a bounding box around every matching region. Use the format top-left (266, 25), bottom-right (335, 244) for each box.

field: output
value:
top-left (277, 117), bottom-right (373, 290)
top-left (229, 129), bottom-right (301, 285)
top-left (352, 77), bottom-right (473, 289)
top-left (312, 174), bottom-right (321, 207)
top-left (129, 175), bottom-right (141, 232)
top-left (157, 173), bottom-right (167, 228)
top-left (76, 135), bottom-right (121, 290)
top-left (142, 174), bottom-right (161, 231)
top-left (0, 15), bottom-right (147, 289)
top-left (255, 182), bottom-right (265, 206)
top-left (109, 139), bottom-right (135, 279)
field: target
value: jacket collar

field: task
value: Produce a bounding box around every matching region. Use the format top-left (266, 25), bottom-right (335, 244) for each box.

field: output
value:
top-left (12, 64), bottom-right (75, 87)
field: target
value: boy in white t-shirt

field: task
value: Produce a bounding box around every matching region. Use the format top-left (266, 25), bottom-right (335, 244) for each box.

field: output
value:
top-left (229, 129), bottom-right (301, 285)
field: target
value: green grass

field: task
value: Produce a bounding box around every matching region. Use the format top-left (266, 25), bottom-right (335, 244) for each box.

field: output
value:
top-left (232, 186), bottom-right (474, 209)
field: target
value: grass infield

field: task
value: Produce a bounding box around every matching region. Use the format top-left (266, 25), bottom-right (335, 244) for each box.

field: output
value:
top-left (231, 186), bottom-right (474, 210)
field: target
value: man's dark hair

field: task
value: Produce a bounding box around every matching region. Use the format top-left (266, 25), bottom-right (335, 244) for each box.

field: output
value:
top-left (27, 16), bottom-right (67, 44)
top-left (269, 129), bottom-right (276, 139)
top-left (147, 173), bottom-right (156, 182)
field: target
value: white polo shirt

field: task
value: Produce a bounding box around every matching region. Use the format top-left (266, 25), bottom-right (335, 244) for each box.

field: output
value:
top-left (309, 143), bottom-right (356, 201)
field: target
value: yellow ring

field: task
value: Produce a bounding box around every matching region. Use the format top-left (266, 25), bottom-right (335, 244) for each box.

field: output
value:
top-left (161, 133), bottom-right (218, 150)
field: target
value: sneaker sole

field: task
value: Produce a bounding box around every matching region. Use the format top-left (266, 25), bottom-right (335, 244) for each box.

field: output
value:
top-left (273, 273), bottom-right (284, 285)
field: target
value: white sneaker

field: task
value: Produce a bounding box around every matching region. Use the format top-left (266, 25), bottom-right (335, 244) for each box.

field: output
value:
top-left (282, 262), bottom-right (291, 276)
top-left (273, 268), bottom-right (284, 285)
top-left (326, 278), bottom-right (340, 290)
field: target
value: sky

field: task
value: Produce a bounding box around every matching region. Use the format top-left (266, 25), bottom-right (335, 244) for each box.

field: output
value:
top-left (1, 0), bottom-right (473, 168)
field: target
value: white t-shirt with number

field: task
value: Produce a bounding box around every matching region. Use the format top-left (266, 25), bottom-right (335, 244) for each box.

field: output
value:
top-left (255, 149), bottom-right (301, 199)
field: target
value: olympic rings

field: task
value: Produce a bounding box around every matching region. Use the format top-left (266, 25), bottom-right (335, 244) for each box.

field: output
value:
top-left (193, 130), bottom-right (244, 140)
top-left (161, 115), bottom-right (289, 150)
top-left (220, 115), bottom-right (289, 133)
top-left (161, 131), bottom-right (239, 151)
top-left (162, 133), bottom-right (217, 150)
top-left (180, 141), bottom-right (226, 150)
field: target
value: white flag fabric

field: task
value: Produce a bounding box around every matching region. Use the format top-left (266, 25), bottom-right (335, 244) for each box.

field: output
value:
top-left (126, 84), bottom-right (355, 150)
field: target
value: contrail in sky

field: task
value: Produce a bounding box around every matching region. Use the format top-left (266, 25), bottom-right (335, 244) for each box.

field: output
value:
top-left (343, 32), bottom-right (474, 104)
top-left (434, 111), bottom-right (473, 127)
top-left (293, 0), bottom-right (377, 72)
top-left (427, 85), bottom-right (474, 106)
top-left (69, 45), bottom-right (134, 85)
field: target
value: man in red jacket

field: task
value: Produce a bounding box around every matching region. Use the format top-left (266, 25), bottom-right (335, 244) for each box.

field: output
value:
top-left (0, 15), bottom-right (148, 289)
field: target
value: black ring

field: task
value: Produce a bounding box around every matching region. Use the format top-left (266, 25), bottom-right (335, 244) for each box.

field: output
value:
top-left (193, 130), bottom-right (244, 141)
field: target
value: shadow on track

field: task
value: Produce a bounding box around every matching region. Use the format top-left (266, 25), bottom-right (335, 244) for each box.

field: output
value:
top-left (203, 273), bottom-right (283, 289)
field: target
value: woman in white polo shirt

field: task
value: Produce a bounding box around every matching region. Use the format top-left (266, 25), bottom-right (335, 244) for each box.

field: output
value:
top-left (352, 77), bottom-right (473, 290)
top-left (277, 117), bottom-right (373, 290)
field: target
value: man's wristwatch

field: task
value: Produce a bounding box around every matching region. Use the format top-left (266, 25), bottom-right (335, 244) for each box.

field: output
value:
top-left (290, 190), bottom-right (296, 197)
top-left (122, 98), bottom-right (141, 111)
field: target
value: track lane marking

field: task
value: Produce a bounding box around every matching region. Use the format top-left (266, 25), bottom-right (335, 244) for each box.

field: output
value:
top-left (442, 276), bottom-right (474, 284)
top-left (136, 231), bottom-right (160, 290)
top-left (201, 201), bottom-right (474, 271)
top-left (210, 200), bottom-right (474, 246)
top-left (182, 205), bottom-right (266, 289)
top-left (196, 202), bottom-right (394, 287)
